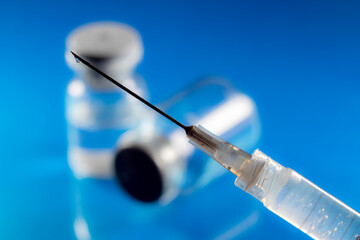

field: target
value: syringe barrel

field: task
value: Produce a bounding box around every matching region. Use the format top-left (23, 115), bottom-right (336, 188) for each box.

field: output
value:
top-left (235, 150), bottom-right (360, 240)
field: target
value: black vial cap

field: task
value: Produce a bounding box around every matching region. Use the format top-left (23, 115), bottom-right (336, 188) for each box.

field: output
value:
top-left (115, 147), bottom-right (163, 202)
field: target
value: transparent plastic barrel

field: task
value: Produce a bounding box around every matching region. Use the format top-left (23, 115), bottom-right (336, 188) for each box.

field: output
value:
top-left (236, 150), bottom-right (360, 240)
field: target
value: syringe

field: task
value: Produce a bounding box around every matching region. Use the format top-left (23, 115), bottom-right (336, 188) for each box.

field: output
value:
top-left (71, 52), bottom-right (360, 240)
top-left (187, 125), bottom-right (360, 240)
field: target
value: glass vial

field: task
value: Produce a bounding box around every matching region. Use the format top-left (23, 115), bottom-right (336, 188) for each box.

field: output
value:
top-left (65, 22), bottom-right (148, 179)
top-left (65, 22), bottom-right (152, 240)
top-left (115, 77), bottom-right (261, 203)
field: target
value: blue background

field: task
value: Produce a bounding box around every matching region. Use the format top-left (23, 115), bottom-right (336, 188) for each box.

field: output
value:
top-left (1, 0), bottom-right (360, 239)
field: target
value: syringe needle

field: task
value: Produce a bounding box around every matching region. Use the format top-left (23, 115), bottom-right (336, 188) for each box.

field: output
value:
top-left (70, 51), bottom-right (248, 162)
top-left (70, 51), bottom-right (192, 133)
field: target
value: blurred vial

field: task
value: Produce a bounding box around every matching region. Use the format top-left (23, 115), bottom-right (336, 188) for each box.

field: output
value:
top-left (65, 22), bottom-right (148, 179)
top-left (65, 22), bottom-right (155, 240)
top-left (111, 77), bottom-right (262, 239)
top-left (115, 77), bottom-right (261, 203)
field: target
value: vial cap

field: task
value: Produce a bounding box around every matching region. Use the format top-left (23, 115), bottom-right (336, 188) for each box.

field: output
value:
top-left (65, 22), bottom-right (143, 74)
top-left (115, 147), bottom-right (163, 202)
